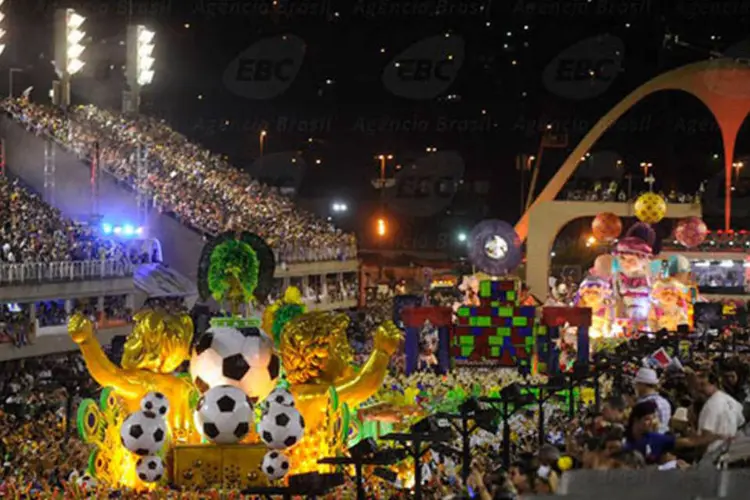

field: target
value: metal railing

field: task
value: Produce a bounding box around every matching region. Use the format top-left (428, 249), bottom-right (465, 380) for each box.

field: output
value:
top-left (0, 260), bottom-right (134, 285)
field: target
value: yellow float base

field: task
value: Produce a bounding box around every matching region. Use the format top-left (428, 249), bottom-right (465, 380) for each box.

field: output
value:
top-left (173, 443), bottom-right (268, 490)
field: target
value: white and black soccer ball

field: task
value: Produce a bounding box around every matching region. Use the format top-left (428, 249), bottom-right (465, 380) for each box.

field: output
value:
top-left (120, 410), bottom-right (167, 456)
top-left (136, 455), bottom-right (165, 484)
top-left (258, 403), bottom-right (305, 449)
top-left (194, 385), bottom-right (253, 444)
top-left (76, 473), bottom-right (98, 489)
top-left (265, 388), bottom-right (295, 408)
top-left (190, 326), bottom-right (280, 401)
top-left (140, 391), bottom-right (169, 417)
top-left (261, 450), bottom-right (290, 481)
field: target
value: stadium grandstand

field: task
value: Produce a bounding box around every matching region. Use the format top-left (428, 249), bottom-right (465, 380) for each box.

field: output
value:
top-left (0, 98), bottom-right (359, 361)
top-left (2, 98), bottom-right (357, 264)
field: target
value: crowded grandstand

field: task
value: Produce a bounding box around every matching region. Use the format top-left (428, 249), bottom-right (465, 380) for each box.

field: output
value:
top-left (3, 98), bottom-right (357, 264)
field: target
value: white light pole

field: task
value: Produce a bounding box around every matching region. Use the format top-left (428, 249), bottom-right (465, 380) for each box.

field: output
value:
top-left (53, 8), bottom-right (86, 108)
top-left (8, 67), bottom-right (21, 98)
top-left (124, 25), bottom-right (154, 114)
top-left (0, 0), bottom-right (7, 58)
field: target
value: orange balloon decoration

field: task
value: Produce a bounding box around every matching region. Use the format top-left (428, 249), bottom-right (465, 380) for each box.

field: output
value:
top-left (592, 212), bottom-right (622, 242)
top-left (674, 217), bottom-right (708, 248)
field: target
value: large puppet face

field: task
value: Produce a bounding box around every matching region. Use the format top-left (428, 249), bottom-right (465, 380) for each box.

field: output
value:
top-left (618, 252), bottom-right (648, 275)
top-left (579, 286), bottom-right (610, 308)
top-left (653, 283), bottom-right (680, 307)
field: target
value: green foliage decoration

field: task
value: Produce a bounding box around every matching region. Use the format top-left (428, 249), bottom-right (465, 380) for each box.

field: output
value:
top-left (207, 239), bottom-right (259, 303)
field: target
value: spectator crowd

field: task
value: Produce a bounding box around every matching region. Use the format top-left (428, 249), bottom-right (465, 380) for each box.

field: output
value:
top-left (0, 317), bottom-right (748, 497)
top-left (3, 98), bottom-right (357, 264)
top-left (0, 176), bottom-right (135, 266)
top-left (561, 179), bottom-right (703, 205)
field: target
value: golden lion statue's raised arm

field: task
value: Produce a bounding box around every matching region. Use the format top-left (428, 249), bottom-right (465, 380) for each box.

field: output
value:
top-left (279, 311), bottom-right (402, 431)
top-left (68, 310), bottom-right (199, 443)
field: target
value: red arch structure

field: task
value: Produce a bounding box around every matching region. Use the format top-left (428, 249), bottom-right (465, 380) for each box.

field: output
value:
top-left (515, 58), bottom-right (750, 242)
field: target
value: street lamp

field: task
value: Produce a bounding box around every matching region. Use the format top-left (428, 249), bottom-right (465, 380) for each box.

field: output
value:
top-left (376, 154), bottom-right (393, 185)
top-left (8, 68), bottom-right (21, 99)
top-left (377, 217), bottom-right (387, 237)
top-left (53, 8), bottom-right (86, 107)
top-left (733, 161), bottom-right (744, 181)
top-left (640, 161), bottom-right (653, 177)
top-left (124, 25), bottom-right (155, 114)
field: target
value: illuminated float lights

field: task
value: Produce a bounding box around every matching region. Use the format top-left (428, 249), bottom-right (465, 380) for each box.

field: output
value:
top-left (101, 223), bottom-right (144, 237)
top-left (663, 230), bottom-right (750, 251)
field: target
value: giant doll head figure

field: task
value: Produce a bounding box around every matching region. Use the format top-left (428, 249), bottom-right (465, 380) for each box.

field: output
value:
top-left (613, 235), bottom-right (653, 329)
top-left (576, 275), bottom-right (614, 338)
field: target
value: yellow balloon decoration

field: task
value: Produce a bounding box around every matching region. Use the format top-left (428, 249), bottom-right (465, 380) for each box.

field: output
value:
top-left (634, 192), bottom-right (667, 224)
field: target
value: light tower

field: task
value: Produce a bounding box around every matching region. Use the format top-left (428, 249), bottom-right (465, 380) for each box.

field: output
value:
top-left (0, 0), bottom-right (7, 58)
top-left (52, 8), bottom-right (86, 108)
top-left (124, 25), bottom-right (154, 114)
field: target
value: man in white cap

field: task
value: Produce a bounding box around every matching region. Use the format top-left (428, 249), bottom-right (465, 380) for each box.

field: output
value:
top-left (634, 367), bottom-right (672, 433)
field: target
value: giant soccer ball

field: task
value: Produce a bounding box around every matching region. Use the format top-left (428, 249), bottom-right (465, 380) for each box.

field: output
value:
top-left (136, 456), bottom-right (165, 484)
top-left (140, 391), bottom-right (169, 417)
top-left (194, 385), bottom-right (253, 444)
top-left (190, 326), bottom-right (280, 401)
top-left (263, 388), bottom-right (295, 409)
top-left (261, 450), bottom-right (290, 481)
top-left (258, 403), bottom-right (305, 450)
top-left (120, 411), bottom-right (167, 456)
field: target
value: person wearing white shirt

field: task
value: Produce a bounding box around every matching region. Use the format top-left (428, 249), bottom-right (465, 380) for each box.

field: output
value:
top-left (691, 367), bottom-right (745, 437)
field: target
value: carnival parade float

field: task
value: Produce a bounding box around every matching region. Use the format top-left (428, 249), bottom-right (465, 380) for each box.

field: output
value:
top-left (65, 207), bottom-right (709, 493)
top-left (69, 231), bottom-right (400, 491)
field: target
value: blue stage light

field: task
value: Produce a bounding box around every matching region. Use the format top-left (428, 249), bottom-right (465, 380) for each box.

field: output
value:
top-left (123, 225), bottom-right (135, 236)
top-left (102, 223), bottom-right (113, 235)
top-left (136, 226), bottom-right (144, 235)
top-left (113, 226), bottom-right (122, 235)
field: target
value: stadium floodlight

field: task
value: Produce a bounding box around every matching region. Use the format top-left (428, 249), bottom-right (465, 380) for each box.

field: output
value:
top-left (53, 8), bottom-right (87, 107)
top-left (0, 0), bottom-right (6, 57)
top-left (137, 27), bottom-right (155, 85)
top-left (65, 12), bottom-right (86, 75)
top-left (125, 25), bottom-right (155, 113)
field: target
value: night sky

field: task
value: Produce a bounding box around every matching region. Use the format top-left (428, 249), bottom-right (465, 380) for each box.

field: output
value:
top-left (8, 0), bottom-right (750, 250)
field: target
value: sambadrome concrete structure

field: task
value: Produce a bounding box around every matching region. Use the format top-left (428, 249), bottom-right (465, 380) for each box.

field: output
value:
top-left (516, 59), bottom-right (750, 299)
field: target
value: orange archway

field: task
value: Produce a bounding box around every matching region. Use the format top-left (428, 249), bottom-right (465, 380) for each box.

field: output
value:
top-left (516, 58), bottom-right (750, 242)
